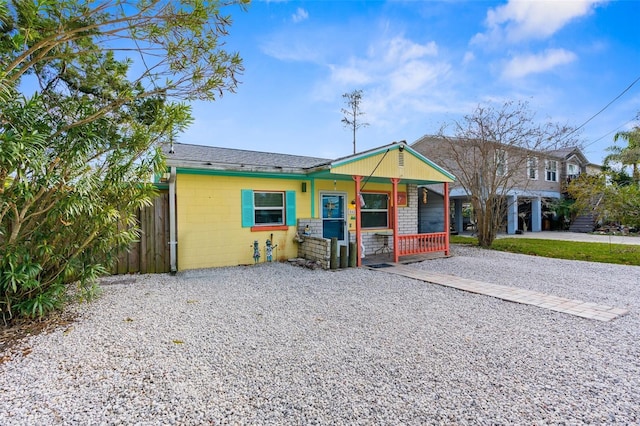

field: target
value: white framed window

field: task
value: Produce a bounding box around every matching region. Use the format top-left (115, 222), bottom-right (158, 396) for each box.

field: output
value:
top-left (545, 160), bottom-right (558, 182)
top-left (495, 149), bottom-right (507, 176)
top-left (527, 157), bottom-right (538, 180)
top-left (361, 192), bottom-right (389, 228)
top-left (241, 189), bottom-right (296, 228)
top-left (253, 191), bottom-right (285, 226)
top-left (567, 163), bottom-right (579, 178)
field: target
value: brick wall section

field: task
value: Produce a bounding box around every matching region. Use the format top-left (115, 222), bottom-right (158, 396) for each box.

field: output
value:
top-left (399, 184), bottom-right (418, 235)
top-left (297, 218), bottom-right (323, 238)
top-left (296, 219), bottom-right (330, 268)
top-left (297, 236), bottom-right (331, 269)
top-left (347, 225), bottom-right (391, 255)
top-left (360, 232), bottom-right (390, 255)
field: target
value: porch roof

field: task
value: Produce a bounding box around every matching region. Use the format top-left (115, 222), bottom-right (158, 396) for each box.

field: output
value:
top-left (308, 142), bottom-right (455, 184)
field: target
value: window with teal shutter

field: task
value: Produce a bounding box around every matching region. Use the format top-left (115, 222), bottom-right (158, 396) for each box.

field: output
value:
top-left (286, 190), bottom-right (296, 226)
top-left (242, 189), bottom-right (296, 228)
top-left (254, 192), bottom-right (284, 224)
top-left (241, 189), bottom-right (254, 227)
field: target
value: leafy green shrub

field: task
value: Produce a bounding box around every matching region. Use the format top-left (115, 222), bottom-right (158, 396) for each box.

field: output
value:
top-left (1, 0), bottom-right (247, 323)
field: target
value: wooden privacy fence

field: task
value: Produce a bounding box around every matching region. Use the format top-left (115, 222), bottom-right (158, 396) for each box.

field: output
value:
top-left (112, 191), bottom-right (171, 274)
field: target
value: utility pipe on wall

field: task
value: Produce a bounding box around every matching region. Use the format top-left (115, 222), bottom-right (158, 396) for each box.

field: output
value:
top-left (168, 166), bottom-right (177, 274)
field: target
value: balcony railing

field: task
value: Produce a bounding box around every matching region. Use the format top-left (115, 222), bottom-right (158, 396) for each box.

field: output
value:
top-left (397, 232), bottom-right (448, 256)
top-left (565, 173), bottom-right (581, 184)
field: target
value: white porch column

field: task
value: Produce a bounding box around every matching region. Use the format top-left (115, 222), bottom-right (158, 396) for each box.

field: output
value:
top-left (454, 199), bottom-right (463, 233)
top-left (507, 195), bottom-right (518, 234)
top-left (531, 197), bottom-right (542, 232)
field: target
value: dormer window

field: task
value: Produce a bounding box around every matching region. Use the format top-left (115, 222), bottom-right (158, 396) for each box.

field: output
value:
top-left (567, 163), bottom-right (579, 178)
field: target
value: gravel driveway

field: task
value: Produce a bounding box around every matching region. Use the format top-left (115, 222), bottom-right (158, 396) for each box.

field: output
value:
top-left (1, 246), bottom-right (639, 424)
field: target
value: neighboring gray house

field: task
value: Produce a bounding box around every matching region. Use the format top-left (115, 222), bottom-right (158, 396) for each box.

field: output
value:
top-left (412, 135), bottom-right (600, 234)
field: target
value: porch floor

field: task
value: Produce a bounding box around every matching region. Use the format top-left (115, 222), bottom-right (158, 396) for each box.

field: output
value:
top-left (366, 263), bottom-right (628, 322)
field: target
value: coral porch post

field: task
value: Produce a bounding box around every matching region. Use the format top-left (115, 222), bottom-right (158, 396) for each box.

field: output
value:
top-left (353, 175), bottom-right (363, 267)
top-left (391, 178), bottom-right (400, 263)
top-left (444, 181), bottom-right (450, 256)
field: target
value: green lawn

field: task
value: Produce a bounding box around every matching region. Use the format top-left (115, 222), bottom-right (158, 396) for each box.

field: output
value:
top-left (450, 235), bottom-right (640, 266)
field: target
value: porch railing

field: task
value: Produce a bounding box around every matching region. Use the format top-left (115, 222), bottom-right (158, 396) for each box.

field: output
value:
top-left (397, 232), bottom-right (448, 256)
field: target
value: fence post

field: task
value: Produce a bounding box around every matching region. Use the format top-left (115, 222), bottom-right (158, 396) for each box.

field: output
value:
top-left (339, 245), bottom-right (348, 269)
top-left (348, 242), bottom-right (356, 267)
top-left (330, 237), bottom-right (338, 270)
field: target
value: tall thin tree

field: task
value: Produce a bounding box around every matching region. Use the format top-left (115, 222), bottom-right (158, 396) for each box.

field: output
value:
top-left (341, 89), bottom-right (369, 154)
top-left (607, 125), bottom-right (640, 185)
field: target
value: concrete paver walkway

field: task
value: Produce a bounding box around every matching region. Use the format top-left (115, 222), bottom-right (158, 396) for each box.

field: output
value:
top-left (372, 263), bottom-right (629, 322)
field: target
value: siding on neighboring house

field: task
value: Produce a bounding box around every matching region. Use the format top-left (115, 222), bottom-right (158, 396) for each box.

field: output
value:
top-left (411, 136), bottom-right (571, 195)
top-left (411, 135), bottom-right (599, 234)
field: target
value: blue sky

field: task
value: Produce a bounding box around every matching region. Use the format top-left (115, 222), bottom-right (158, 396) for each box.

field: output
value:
top-left (181, 0), bottom-right (640, 165)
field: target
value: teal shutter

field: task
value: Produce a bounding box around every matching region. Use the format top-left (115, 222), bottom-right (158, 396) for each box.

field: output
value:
top-left (241, 189), bottom-right (254, 227)
top-left (285, 190), bottom-right (296, 226)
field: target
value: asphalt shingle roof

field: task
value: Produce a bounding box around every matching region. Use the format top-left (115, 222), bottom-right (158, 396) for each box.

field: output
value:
top-left (163, 143), bottom-right (331, 170)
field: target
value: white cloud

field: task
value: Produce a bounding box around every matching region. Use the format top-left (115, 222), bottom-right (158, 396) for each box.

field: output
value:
top-left (463, 51), bottom-right (475, 65)
top-left (261, 39), bottom-right (320, 62)
top-left (292, 7), bottom-right (309, 23)
top-left (329, 64), bottom-right (372, 86)
top-left (327, 36), bottom-right (447, 96)
top-left (262, 28), bottom-right (454, 131)
top-left (502, 48), bottom-right (577, 79)
top-left (317, 35), bottom-right (452, 128)
top-left (474, 0), bottom-right (607, 44)
top-left (389, 60), bottom-right (448, 94)
top-left (383, 37), bottom-right (437, 63)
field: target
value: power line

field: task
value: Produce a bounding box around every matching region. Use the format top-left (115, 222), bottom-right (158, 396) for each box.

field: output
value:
top-left (563, 74), bottom-right (640, 143)
top-left (583, 118), bottom-right (636, 149)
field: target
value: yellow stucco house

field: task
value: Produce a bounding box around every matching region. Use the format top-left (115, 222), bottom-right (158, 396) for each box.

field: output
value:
top-left (162, 142), bottom-right (455, 272)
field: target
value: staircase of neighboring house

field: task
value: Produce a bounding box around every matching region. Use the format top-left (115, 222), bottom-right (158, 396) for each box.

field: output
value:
top-left (568, 195), bottom-right (603, 233)
top-left (569, 213), bottom-right (597, 233)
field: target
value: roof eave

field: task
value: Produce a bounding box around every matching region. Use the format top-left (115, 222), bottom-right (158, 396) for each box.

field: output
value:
top-left (165, 159), bottom-right (310, 175)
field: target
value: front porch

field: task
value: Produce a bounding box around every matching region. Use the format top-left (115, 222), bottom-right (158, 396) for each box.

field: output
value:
top-left (314, 143), bottom-right (456, 266)
top-left (295, 220), bottom-right (451, 270)
top-left (339, 151), bottom-right (454, 266)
